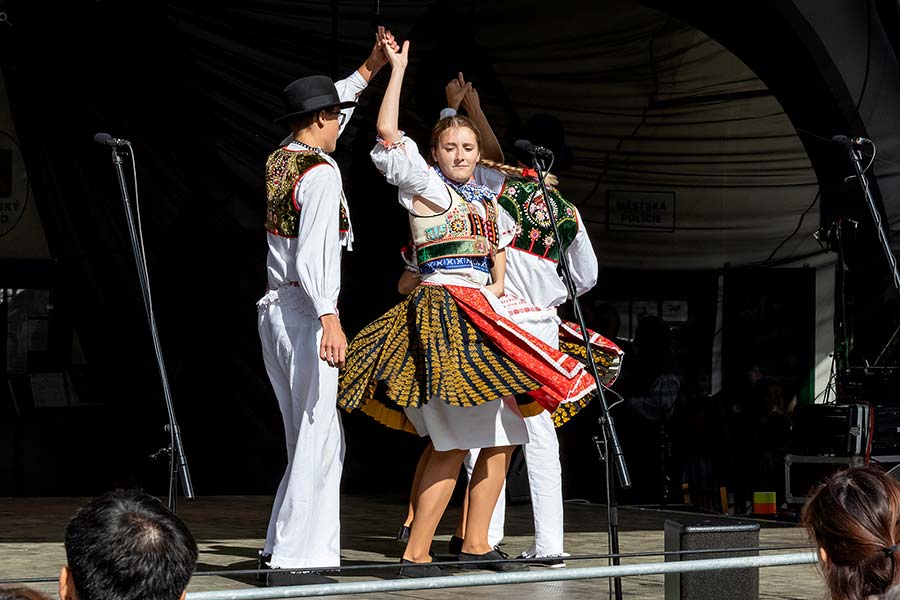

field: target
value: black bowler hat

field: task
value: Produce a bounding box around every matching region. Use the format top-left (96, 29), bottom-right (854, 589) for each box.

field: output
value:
top-left (274, 75), bottom-right (357, 124)
top-left (508, 113), bottom-right (574, 171)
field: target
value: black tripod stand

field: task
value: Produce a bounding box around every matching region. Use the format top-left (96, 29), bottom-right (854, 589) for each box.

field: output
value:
top-left (522, 143), bottom-right (631, 600)
top-left (832, 136), bottom-right (900, 395)
top-left (96, 133), bottom-right (194, 511)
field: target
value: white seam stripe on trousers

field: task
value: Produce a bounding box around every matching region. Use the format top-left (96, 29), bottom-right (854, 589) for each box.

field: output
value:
top-left (258, 301), bottom-right (344, 568)
top-left (463, 318), bottom-right (564, 557)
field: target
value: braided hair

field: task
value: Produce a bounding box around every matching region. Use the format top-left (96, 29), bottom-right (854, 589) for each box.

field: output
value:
top-left (477, 158), bottom-right (559, 187)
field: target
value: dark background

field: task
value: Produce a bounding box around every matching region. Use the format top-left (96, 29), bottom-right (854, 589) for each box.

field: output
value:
top-left (0, 0), bottom-right (896, 499)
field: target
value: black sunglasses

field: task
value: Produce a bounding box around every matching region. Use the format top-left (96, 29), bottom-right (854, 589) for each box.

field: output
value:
top-left (325, 109), bottom-right (346, 127)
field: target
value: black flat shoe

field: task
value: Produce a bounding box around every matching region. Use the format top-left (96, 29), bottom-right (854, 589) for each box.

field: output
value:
top-left (396, 558), bottom-right (451, 578)
top-left (396, 524), bottom-right (411, 543)
top-left (448, 535), bottom-right (464, 556)
top-left (266, 569), bottom-right (337, 586)
top-left (256, 552), bottom-right (272, 583)
top-left (458, 548), bottom-right (529, 572)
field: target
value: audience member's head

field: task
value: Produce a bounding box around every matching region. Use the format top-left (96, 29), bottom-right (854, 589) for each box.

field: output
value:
top-left (0, 586), bottom-right (54, 600)
top-left (60, 489), bottom-right (198, 600)
top-left (803, 466), bottom-right (900, 600)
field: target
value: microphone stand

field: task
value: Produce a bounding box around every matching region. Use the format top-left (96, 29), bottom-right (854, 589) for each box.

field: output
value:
top-left (842, 141), bottom-right (900, 365)
top-left (845, 141), bottom-right (900, 294)
top-left (108, 145), bottom-right (194, 512)
top-left (528, 149), bottom-right (630, 600)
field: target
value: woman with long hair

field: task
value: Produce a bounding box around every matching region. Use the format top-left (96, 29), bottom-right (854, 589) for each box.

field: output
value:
top-left (337, 37), bottom-right (596, 577)
top-left (803, 465), bottom-right (900, 600)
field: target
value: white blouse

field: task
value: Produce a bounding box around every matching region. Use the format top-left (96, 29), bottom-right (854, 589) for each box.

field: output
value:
top-left (437, 107), bottom-right (599, 310)
top-left (371, 136), bottom-right (516, 288)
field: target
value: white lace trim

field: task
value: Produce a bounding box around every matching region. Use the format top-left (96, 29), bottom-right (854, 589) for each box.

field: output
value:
top-left (256, 285), bottom-right (318, 318)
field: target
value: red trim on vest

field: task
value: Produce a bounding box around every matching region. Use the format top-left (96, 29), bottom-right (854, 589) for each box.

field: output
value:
top-left (507, 244), bottom-right (560, 264)
top-left (268, 230), bottom-right (297, 239)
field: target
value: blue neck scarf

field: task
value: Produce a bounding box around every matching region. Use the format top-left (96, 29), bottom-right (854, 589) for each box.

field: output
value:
top-left (434, 167), bottom-right (496, 205)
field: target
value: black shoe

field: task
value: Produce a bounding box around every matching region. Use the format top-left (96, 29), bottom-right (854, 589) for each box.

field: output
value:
top-left (256, 552), bottom-right (272, 584)
top-left (266, 569), bottom-right (337, 586)
top-left (458, 548), bottom-right (529, 572)
top-left (448, 535), bottom-right (464, 556)
top-left (396, 558), bottom-right (451, 578)
top-left (396, 524), bottom-right (411, 543)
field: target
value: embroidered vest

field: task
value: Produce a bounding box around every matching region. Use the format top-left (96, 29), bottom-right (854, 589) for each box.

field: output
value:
top-left (264, 148), bottom-right (350, 237)
top-left (410, 186), bottom-right (499, 275)
top-left (497, 178), bottom-right (578, 262)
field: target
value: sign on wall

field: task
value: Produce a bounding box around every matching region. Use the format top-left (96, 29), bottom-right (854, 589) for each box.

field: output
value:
top-left (607, 190), bottom-right (676, 232)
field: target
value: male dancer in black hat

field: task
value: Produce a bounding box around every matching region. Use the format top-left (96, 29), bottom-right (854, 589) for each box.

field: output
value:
top-left (257, 27), bottom-right (397, 586)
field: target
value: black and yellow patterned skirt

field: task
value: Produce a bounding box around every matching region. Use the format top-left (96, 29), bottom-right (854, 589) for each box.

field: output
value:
top-left (337, 285), bottom-right (543, 433)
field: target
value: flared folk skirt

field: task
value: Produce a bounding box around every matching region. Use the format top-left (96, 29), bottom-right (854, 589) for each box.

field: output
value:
top-left (337, 284), bottom-right (598, 449)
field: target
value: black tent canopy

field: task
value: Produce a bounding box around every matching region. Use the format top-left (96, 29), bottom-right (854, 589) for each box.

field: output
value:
top-left (1, 0), bottom-right (899, 494)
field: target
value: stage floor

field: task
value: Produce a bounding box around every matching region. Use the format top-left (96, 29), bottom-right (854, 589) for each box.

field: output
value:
top-left (0, 494), bottom-right (823, 599)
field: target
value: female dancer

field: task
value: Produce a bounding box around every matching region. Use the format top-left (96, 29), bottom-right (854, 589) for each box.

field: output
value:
top-left (338, 38), bottom-right (595, 577)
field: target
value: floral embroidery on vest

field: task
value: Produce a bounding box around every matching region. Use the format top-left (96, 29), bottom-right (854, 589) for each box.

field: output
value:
top-left (410, 185), bottom-right (499, 275)
top-left (265, 148), bottom-right (346, 238)
top-left (497, 178), bottom-right (577, 261)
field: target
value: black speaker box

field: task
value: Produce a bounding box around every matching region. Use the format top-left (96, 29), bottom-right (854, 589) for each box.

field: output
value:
top-left (792, 403), bottom-right (868, 456)
top-left (873, 407), bottom-right (900, 452)
top-left (664, 519), bottom-right (760, 600)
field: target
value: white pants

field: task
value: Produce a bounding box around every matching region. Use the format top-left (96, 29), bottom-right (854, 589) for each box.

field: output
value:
top-left (258, 301), bottom-right (344, 569)
top-left (463, 318), bottom-right (565, 557)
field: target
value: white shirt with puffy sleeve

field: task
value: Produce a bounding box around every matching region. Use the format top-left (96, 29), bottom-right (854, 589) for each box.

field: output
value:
top-left (371, 136), bottom-right (515, 288)
top-left (265, 71), bottom-right (367, 317)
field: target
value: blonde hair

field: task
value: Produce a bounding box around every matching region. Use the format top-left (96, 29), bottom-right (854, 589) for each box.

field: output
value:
top-left (429, 117), bottom-right (559, 187)
top-left (477, 158), bottom-right (559, 187)
top-left (428, 115), bottom-right (481, 165)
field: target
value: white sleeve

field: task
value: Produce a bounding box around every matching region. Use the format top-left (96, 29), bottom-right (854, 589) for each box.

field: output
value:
top-left (497, 202), bottom-right (517, 249)
top-left (473, 164), bottom-right (506, 196)
top-left (566, 208), bottom-right (598, 296)
top-left (293, 165), bottom-right (342, 317)
top-left (334, 71), bottom-right (368, 137)
top-left (370, 136), bottom-right (452, 213)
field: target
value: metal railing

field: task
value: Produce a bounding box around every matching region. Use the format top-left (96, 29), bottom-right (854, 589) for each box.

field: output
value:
top-left (185, 551), bottom-right (818, 600)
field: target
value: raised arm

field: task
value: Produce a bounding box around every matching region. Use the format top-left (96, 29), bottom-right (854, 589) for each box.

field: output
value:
top-left (331, 27), bottom-right (399, 138)
top-left (441, 73), bottom-right (503, 163)
top-left (356, 26), bottom-right (398, 83)
top-left (376, 40), bottom-right (410, 144)
top-left (460, 78), bottom-right (503, 162)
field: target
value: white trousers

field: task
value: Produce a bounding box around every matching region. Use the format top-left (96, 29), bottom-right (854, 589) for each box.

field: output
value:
top-left (258, 302), bottom-right (344, 569)
top-left (463, 318), bottom-right (565, 557)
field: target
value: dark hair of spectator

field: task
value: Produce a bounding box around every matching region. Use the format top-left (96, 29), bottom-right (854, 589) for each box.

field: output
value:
top-left (0, 586), bottom-right (54, 600)
top-left (802, 466), bottom-right (900, 600)
top-left (64, 489), bottom-right (198, 600)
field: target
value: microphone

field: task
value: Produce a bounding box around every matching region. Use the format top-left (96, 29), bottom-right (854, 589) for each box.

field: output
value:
top-left (93, 132), bottom-right (131, 147)
top-left (832, 135), bottom-right (872, 148)
top-left (515, 139), bottom-right (554, 159)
